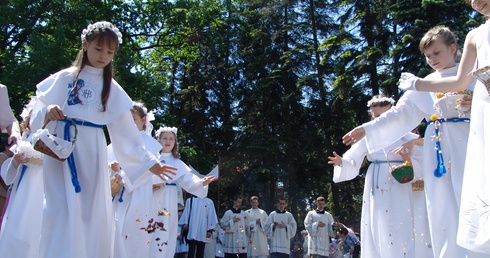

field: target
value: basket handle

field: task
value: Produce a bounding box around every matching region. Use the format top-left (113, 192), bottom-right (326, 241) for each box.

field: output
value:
top-left (41, 116), bottom-right (78, 143)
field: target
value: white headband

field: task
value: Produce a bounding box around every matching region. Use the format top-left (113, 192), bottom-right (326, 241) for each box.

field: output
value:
top-left (367, 97), bottom-right (395, 107)
top-left (155, 126), bottom-right (178, 137)
top-left (81, 21), bottom-right (123, 44)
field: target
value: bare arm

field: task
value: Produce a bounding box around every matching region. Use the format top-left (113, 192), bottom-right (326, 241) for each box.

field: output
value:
top-left (415, 29), bottom-right (478, 92)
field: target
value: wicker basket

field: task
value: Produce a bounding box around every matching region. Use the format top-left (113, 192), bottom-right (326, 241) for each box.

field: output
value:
top-left (472, 65), bottom-right (490, 95)
top-left (33, 117), bottom-right (77, 161)
top-left (411, 180), bottom-right (424, 191)
top-left (391, 161), bottom-right (414, 184)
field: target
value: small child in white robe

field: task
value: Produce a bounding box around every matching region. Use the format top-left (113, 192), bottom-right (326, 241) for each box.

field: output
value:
top-left (149, 126), bottom-right (216, 257)
top-left (175, 210), bottom-right (189, 258)
top-left (215, 224), bottom-right (225, 258)
top-left (109, 102), bottom-right (163, 258)
top-left (0, 104), bottom-right (44, 258)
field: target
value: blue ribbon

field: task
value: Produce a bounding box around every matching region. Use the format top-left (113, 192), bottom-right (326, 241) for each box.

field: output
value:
top-left (429, 117), bottom-right (470, 177)
top-left (118, 186), bottom-right (125, 202)
top-left (370, 160), bottom-right (403, 195)
top-left (16, 164), bottom-right (28, 190)
top-left (62, 118), bottom-right (103, 193)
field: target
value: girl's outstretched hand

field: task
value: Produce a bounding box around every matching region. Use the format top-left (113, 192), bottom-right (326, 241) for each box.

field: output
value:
top-left (398, 72), bottom-right (419, 91)
top-left (342, 126), bottom-right (365, 146)
top-left (327, 151), bottom-right (342, 167)
top-left (150, 163), bottom-right (177, 181)
top-left (202, 176), bottom-right (217, 186)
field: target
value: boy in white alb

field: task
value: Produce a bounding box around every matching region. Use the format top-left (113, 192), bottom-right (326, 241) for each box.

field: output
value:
top-left (266, 197), bottom-right (297, 258)
top-left (304, 196), bottom-right (334, 258)
top-left (179, 196), bottom-right (219, 258)
top-left (221, 196), bottom-right (250, 258)
top-left (245, 196), bottom-right (269, 258)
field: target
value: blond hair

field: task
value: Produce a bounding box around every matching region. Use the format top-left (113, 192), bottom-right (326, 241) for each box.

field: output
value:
top-left (419, 26), bottom-right (459, 61)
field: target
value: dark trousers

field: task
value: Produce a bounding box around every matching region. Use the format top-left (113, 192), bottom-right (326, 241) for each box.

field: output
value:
top-left (224, 253), bottom-right (247, 258)
top-left (270, 253), bottom-right (289, 258)
top-left (353, 244), bottom-right (361, 258)
top-left (174, 252), bottom-right (188, 258)
top-left (188, 239), bottom-right (206, 258)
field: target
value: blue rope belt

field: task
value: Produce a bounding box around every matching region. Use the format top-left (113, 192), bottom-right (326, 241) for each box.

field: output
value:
top-left (62, 118), bottom-right (103, 193)
top-left (370, 160), bottom-right (404, 195)
top-left (118, 186), bottom-right (125, 202)
top-left (16, 164), bottom-right (28, 190)
top-left (110, 185), bottom-right (126, 203)
top-left (165, 183), bottom-right (176, 186)
top-left (428, 117), bottom-right (470, 177)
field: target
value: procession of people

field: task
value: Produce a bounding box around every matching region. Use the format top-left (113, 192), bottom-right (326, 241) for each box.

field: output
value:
top-left (2, 0), bottom-right (490, 256)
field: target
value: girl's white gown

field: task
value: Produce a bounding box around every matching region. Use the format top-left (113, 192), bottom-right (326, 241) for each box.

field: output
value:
top-left (108, 131), bottom-right (162, 258)
top-left (458, 19), bottom-right (490, 254)
top-left (31, 66), bottom-right (160, 258)
top-left (0, 135), bottom-right (44, 258)
top-left (333, 133), bottom-right (421, 258)
top-left (149, 152), bottom-right (208, 258)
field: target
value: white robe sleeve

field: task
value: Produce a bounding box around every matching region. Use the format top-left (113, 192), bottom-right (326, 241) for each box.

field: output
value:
top-left (206, 199), bottom-right (219, 231)
top-left (332, 141), bottom-right (368, 183)
top-left (107, 111), bottom-right (158, 186)
top-left (287, 213), bottom-right (297, 239)
top-left (259, 211), bottom-right (268, 232)
top-left (410, 145), bottom-right (424, 180)
top-left (0, 84), bottom-right (17, 129)
top-left (327, 213), bottom-right (334, 238)
top-left (118, 169), bottom-right (152, 193)
top-left (362, 90), bottom-right (429, 153)
top-left (176, 171), bottom-right (208, 199)
top-left (304, 211), bottom-right (317, 236)
top-left (265, 212), bottom-right (275, 237)
top-left (1, 157), bottom-right (16, 185)
top-left (178, 198), bottom-right (191, 226)
top-left (221, 210), bottom-right (233, 230)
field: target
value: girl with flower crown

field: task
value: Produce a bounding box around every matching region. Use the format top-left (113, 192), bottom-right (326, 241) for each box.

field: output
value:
top-left (342, 26), bottom-right (489, 258)
top-left (149, 126), bottom-right (216, 258)
top-left (106, 101), bottom-right (163, 258)
top-left (328, 94), bottom-right (424, 258)
top-left (29, 21), bottom-right (177, 258)
top-left (0, 97), bottom-right (45, 258)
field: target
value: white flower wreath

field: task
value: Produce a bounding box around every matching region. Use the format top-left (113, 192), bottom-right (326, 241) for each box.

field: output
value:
top-left (366, 96), bottom-right (395, 107)
top-left (155, 126), bottom-right (178, 138)
top-left (80, 21), bottom-right (123, 44)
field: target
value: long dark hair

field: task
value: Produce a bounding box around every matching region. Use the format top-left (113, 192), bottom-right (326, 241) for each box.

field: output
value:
top-left (72, 22), bottom-right (120, 111)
